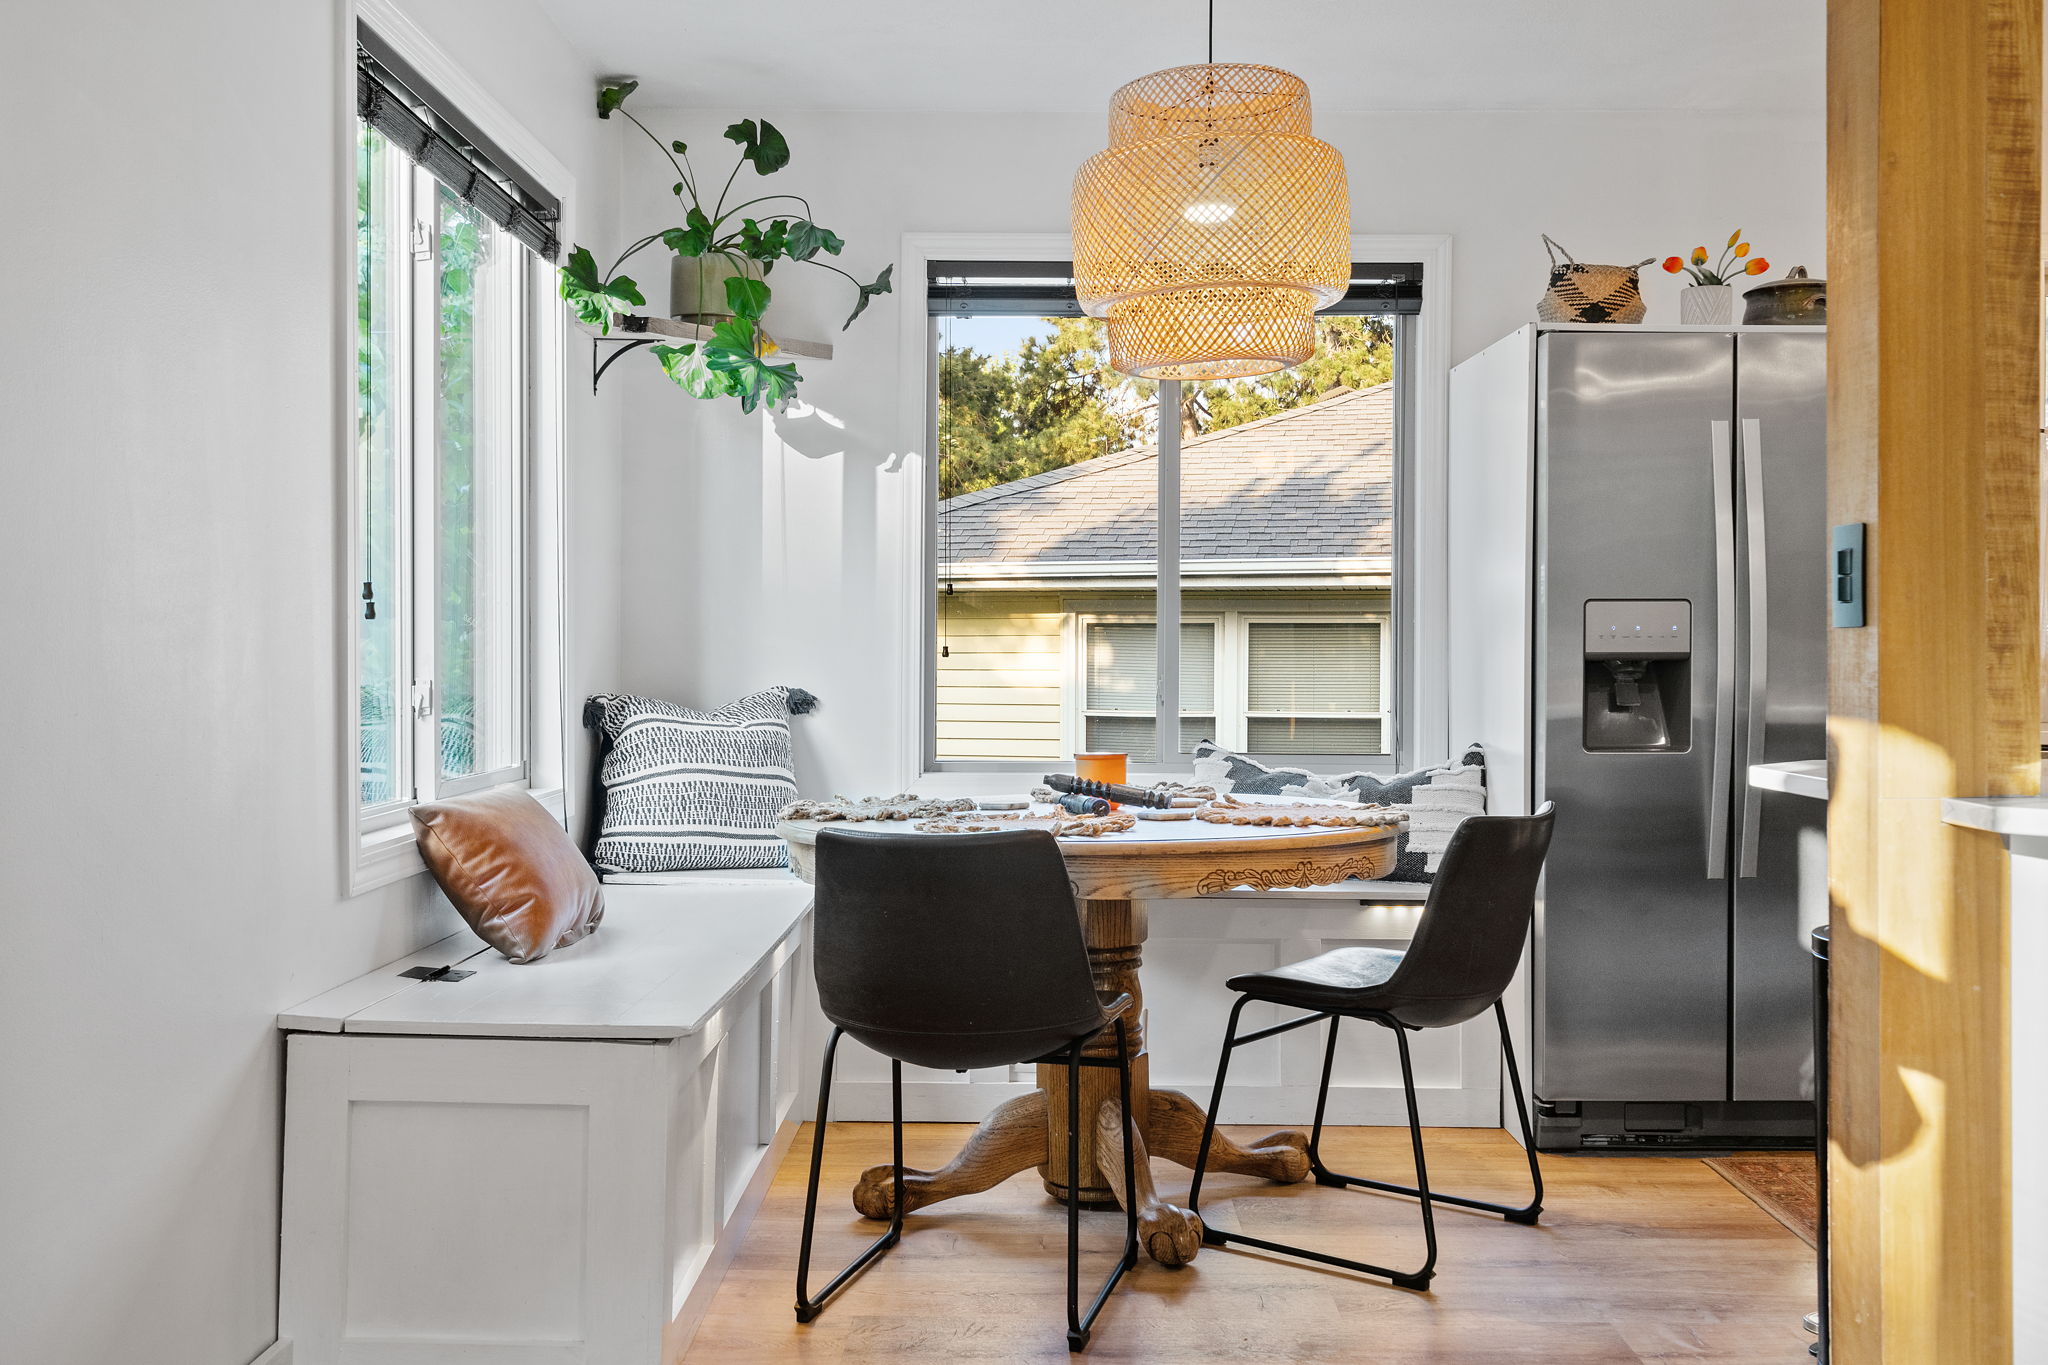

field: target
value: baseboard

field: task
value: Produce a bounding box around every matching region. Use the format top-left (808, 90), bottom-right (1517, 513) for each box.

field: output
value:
top-left (662, 1116), bottom-right (801, 1362)
top-left (247, 1341), bottom-right (292, 1365)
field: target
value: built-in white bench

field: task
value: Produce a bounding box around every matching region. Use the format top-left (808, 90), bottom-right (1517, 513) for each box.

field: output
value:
top-left (278, 877), bottom-right (811, 1365)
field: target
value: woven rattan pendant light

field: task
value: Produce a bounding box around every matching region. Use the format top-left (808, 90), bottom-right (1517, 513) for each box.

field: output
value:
top-left (1072, 8), bottom-right (1349, 381)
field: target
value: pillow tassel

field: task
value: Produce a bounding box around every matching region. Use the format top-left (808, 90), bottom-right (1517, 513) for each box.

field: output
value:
top-left (786, 687), bottom-right (819, 715)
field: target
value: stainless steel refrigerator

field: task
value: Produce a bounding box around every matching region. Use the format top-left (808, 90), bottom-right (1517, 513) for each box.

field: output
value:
top-left (1529, 328), bottom-right (1827, 1149)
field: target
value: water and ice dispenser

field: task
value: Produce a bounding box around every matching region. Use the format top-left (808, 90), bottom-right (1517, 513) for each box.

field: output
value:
top-left (1582, 600), bottom-right (1691, 752)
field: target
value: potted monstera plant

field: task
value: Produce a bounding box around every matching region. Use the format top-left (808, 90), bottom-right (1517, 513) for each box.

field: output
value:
top-left (559, 81), bottom-right (892, 414)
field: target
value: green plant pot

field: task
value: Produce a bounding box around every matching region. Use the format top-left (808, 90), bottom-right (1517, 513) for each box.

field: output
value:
top-left (670, 255), bottom-right (755, 325)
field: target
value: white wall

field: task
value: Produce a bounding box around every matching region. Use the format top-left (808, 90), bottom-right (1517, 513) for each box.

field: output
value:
top-left (0, 3), bottom-right (619, 1363)
top-left (2015, 841), bottom-right (2048, 1363)
top-left (612, 107), bottom-right (1824, 788)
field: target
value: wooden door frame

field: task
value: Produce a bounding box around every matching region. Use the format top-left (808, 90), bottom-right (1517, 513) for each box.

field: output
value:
top-left (1827, 0), bottom-right (2041, 1358)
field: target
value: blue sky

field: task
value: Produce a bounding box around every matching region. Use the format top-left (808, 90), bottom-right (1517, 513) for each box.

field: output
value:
top-left (934, 313), bottom-right (1061, 357)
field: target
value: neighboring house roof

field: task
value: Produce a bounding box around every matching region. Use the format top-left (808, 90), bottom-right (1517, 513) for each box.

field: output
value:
top-left (937, 383), bottom-right (1392, 575)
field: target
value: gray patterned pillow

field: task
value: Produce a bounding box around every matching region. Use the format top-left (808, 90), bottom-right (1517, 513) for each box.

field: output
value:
top-left (589, 687), bottom-right (815, 873)
top-left (1191, 741), bottom-right (1487, 883)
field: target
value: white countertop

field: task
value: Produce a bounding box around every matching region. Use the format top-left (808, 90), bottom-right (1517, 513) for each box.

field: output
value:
top-left (1748, 760), bottom-right (1829, 801)
top-left (1747, 757), bottom-right (2048, 838)
top-left (1938, 761), bottom-right (2048, 838)
top-left (1942, 793), bottom-right (2048, 839)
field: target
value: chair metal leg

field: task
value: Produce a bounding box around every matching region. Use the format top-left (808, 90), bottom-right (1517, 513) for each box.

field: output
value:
top-left (1496, 1000), bottom-right (1545, 1223)
top-left (1067, 1020), bottom-right (1140, 1352)
top-left (1390, 1023), bottom-right (1439, 1289)
top-left (1191, 1006), bottom-right (1441, 1289)
top-left (1187, 993), bottom-right (1253, 1225)
top-left (1310, 1001), bottom-right (1543, 1224)
top-left (1066, 1042), bottom-right (1082, 1348)
top-left (1307, 1012), bottom-right (1343, 1181)
top-left (794, 1034), bottom-right (903, 1323)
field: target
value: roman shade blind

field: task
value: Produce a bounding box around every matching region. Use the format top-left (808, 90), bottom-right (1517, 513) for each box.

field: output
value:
top-left (356, 29), bottom-right (560, 260)
top-left (927, 261), bottom-right (1424, 317)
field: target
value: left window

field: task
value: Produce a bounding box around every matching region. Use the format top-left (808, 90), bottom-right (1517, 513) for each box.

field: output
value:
top-left (354, 121), bottom-right (530, 827)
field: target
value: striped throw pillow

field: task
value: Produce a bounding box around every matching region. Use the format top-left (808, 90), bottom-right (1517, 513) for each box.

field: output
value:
top-left (590, 687), bottom-right (815, 873)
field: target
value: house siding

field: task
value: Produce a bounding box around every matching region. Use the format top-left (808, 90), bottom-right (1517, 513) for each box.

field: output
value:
top-left (934, 587), bottom-right (1393, 762)
top-left (934, 593), bottom-right (1068, 759)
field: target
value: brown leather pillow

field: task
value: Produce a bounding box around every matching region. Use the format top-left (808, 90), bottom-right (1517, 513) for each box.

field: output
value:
top-left (411, 789), bottom-right (604, 964)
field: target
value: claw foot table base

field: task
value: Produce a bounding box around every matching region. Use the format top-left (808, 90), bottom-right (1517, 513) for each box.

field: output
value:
top-left (851, 1087), bottom-right (1310, 1268)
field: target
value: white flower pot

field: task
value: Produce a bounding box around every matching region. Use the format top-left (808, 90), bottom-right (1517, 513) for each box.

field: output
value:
top-left (1679, 283), bottom-right (1734, 325)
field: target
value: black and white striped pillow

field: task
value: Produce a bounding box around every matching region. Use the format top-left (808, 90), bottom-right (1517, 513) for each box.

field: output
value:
top-left (589, 687), bottom-right (816, 873)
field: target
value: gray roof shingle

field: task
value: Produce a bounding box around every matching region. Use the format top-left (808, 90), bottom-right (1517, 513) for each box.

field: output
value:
top-left (937, 384), bottom-right (1393, 566)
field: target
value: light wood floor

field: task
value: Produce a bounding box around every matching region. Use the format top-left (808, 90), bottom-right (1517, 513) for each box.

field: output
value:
top-left (683, 1123), bottom-right (1817, 1363)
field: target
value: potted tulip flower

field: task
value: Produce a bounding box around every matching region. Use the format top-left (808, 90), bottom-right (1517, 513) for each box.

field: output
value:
top-left (1663, 231), bottom-right (1771, 324)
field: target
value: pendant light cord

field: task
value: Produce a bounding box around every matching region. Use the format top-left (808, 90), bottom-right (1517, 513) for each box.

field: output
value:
top-left (1207, 0), bottom-right (1214, 63)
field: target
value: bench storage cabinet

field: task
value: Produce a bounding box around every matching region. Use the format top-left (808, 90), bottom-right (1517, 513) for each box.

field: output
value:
top-left (279, 881), bottom-right (812, 1365)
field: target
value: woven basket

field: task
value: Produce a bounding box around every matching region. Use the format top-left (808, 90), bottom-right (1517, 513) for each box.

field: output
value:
top-left (1536, 235), bottom-right (1654, 324)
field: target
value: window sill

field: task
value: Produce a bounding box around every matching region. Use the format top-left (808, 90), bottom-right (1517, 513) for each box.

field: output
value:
top-left (348, 784), bottom-right (566, 897)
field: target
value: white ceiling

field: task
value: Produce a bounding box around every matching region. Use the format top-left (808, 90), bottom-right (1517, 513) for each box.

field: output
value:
top-left (533, 0), bottom-right (1825, 115)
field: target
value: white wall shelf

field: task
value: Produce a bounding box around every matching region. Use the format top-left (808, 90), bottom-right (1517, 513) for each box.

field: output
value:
top-left (589, 312), bottom-right (835, 359)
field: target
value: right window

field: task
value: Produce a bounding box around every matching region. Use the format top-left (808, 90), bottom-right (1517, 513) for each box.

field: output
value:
top-left (928, 259), bottom-right (1417, 773)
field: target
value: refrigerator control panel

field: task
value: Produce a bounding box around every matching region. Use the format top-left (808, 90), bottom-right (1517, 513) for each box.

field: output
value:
top-left (1584, 599), bottom-right (1692, 657)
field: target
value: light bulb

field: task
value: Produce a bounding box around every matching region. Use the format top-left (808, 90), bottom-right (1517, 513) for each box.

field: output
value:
top-left (1182, 201), bottom-right (1236, 225)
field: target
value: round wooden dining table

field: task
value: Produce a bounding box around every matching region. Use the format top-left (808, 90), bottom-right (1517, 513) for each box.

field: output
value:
top-left (778, 807), bottom-right (1406, 1266)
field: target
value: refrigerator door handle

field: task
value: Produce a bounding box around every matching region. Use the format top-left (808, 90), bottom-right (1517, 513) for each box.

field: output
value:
top-left (1738, 417), bottom-right (1768, 877)
top-left (1708, 419), bottom-right (1735, 880)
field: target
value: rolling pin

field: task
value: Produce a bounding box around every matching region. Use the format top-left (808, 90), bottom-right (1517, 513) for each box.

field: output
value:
top-left (1043, 773), bottom-right (1175, 810)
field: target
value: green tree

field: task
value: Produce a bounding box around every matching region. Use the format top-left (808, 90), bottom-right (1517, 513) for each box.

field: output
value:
top-left (938, 318), bottom-right (1145, 496)
top-left (1187, 317), bottom-right (1394, 434)
top-left (937, 315), bottom-right (1393, 498)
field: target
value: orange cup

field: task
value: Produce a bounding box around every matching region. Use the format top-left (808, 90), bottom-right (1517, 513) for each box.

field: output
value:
top-left (1074, 752), bottom-right (1128, 809)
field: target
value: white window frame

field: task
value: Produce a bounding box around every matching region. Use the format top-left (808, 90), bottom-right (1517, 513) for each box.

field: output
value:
top-left (344, 1), bottom-right (576, 894)
top-left (899, 231), bottom-right (1451, 790)
top-left (355, 158), bottom-right (531, 838)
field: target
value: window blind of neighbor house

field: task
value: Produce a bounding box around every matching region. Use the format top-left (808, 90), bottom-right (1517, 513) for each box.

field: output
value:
top-left (1085, 623), bottom-right (1216, 759)
top-left (356, 37), bottom-right (560, 261)
top-left (1246, 621), bottom-right (1385, 755)
top-left (1086, 623), bottom-right (1217, 711)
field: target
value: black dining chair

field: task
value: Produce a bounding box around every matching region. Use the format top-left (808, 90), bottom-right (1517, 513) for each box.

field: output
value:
top-left (795, 827), bottom-right (1139, 1351)
top-left (1187, 802), bottom-right (1556, 1290)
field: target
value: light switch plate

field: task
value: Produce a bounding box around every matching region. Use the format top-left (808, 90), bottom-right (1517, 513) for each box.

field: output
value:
top-left (1831, 523), bottom-right (1867, 628)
